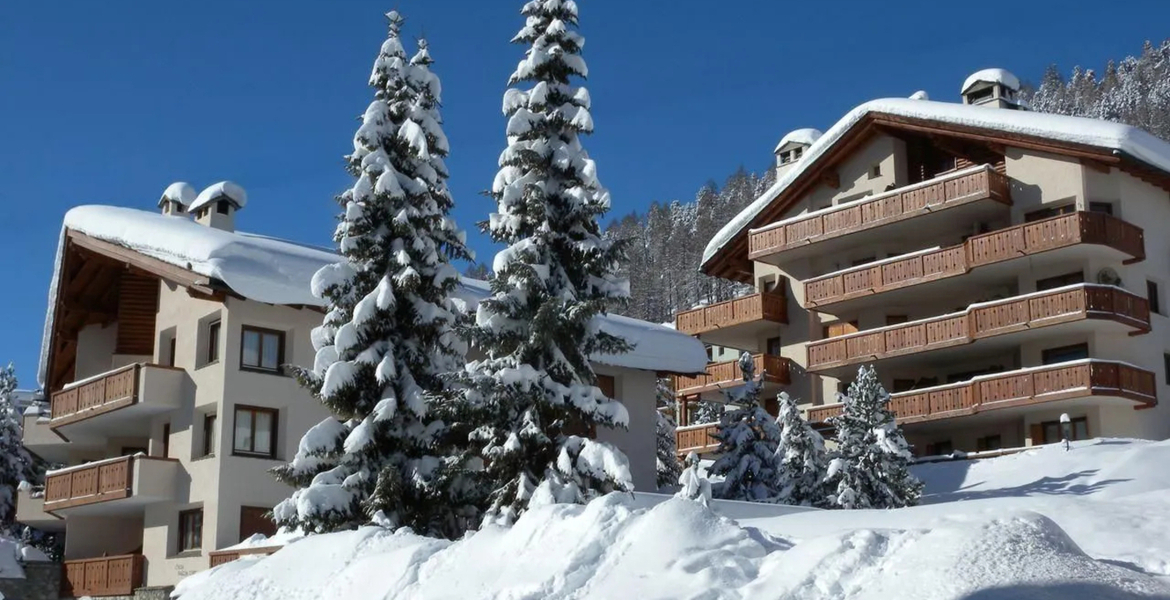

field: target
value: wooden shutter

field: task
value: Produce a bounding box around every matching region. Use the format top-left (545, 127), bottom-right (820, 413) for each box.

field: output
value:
top-left (597, 375), bottom-right (616, 399)
top-left (1029, 423), bottom-right (1045, 445)
top-left (116, 272), bottom-right (159, 355)
top-left (239, 506), bottom-right (277, 542)
top-left (827, 321), bottom-right (859, 338)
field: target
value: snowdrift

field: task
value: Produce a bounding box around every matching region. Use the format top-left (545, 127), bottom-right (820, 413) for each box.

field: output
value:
top-left (174, 439), bottom-right (1170, 600)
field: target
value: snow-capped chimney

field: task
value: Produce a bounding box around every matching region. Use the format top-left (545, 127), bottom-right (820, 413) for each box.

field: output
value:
top-left (189, 181), bottom-right (247, 232)
top-left (159, 182), bottom-right (196, 217)
top-left (773, 128), bottom-right (823, 177)
top-left (961, 68), bottom-right (1023, 110)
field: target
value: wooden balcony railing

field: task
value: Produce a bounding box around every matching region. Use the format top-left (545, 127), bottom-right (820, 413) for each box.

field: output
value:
top-left (807, 360), bottom-right (1156, 426)
top-left (674, 353), bottom-right (791, 396)
top-left (62, 554), bottom-right (144, 597)
top-left (675, 292), bottom-right (787, 336)
top-left (676, 423), bottom-right (720, 455)
top-left (804, 211), bottom-right (1146, 308)
top-left (749, 165), bottom-right (1011, 260)
top-left (50, 363), bottom-right (141, 423)
top-left (209, 546), bottom-right (282, 568)
top-left (807, 285), bottom-right (1150, 372)
top-left (44, 456), bottom-right (134, 511)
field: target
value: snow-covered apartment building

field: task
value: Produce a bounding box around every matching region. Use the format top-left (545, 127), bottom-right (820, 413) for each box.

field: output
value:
top-left (16, 184), bottom-right (705, 597)
top-left (676, 69), bottom-right (1170, 458)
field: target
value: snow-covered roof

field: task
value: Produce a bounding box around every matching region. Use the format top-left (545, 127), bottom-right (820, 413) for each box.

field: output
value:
top-left (454, 278), bottom-right (708, 374)
top-left (961, 68), bottom-right (1020, 94)
top-left (702, 97), bottom-right (1170, 269)
top-left (39, 206), bottom-right (707, 382)
top-left (158, 182), bottom-right (196, 208)
top-left (773, 128), bottom-right (823, 153)
top-left (189, 181), bottom-right (248, 212)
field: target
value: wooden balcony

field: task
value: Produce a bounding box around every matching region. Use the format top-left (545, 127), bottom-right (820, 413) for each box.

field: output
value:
top-left (44, 455), bottom-right (180, 513)
top-left (674, 292), bottom-right (787, 348)
top-left (807, 285), bottom-right (1150, 373)
top-left (674, 353), bottom-right (791, 399)
top-left (804, 211), bottom-right (1146, 310)
top-left (62, 554), bottom-right (144, 597)
top-left (807, 360), bottom-right (1157, 426)
top-left (209, 546), bottom-right (281, 568)
top-left (749, 165), bottom-right (1011, 264)
top-left (50, 363), bottom-right (184, 428)
top-left (676, 423), bottom-right (720, 455)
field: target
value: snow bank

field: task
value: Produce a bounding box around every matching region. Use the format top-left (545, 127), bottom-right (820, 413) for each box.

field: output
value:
top-left (703, 97), bottom-right (1170, 268)
top-left (174, 439), bottom-right (1170, 600)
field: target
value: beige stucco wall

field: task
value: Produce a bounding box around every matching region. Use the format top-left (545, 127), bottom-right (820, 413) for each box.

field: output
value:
top-left (594, 365), bottom-right (657, 492)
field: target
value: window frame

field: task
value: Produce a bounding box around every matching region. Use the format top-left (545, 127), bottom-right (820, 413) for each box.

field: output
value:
top-left (1164, 353), bottom-right (1170, 386)
top-left (203, 413), bottom-right (218, 457)
top-left (1088, 201), bottom-right (1114, 216)
top-left (232, 405), bottom-right (279, 459)
top-left (206, 320), bottom-right (222, 365)
top-left (239, 326), bottom-right (286, 374)
top-left (1148, 280), bottom-right (1162, 315)
top-left (178, 508), bottom-right (204, 554)
top-left (216, 199), bottom-right (231, 215)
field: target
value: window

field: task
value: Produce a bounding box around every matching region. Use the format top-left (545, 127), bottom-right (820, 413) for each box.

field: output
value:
top-left (766, 337), bottom-right (782, 356)
top-left (1036, 271), bottom-right (1084, 291)
top-left (1025, 204), bottom-right (1075, 222)
top-left (892, 378), bottom-right (916, 393)
top-left (1089, 201), bottom-right (1114, 216)
top-left (216, 200), bottom-right (231, 215)
top-left (705, 346), bottom-right (713, 361)
top-left (1148, 280), bottom-right (1161, 315)
top-left (927, 440), bottom-right (953, 456)
top-left (886, 315), bottom-right (909, 326)
top-left (206, 320), bottom-right (221, 364)
top-left (1038, 416), bottom-right (1088, 444)
top-left (792, 147), bottom-right (803, 160)
top-left (168, 337), bottom-right (177, 368)
top-left (241, 326), bottom-right (285, 373)
top-left (239, 506), bottom-right (277, 543)
top-left (162, 423), bottom-right (171, 458)
top-left (976, 435), bottom-right (1002, 452)
top-left (233, 406), bottom-right (278, 458)
top-left (1165, 353), bottom-right (1170, 386)
top-left (597, 374), bottom-right (616, 399)
top-left (203, 414), bottom-right (217, 457)
top-left (852, 256), bottom-right (876, 267)
top-left (869, 164), bottom-right (882, 179)
top-left (1042, 343), bottom-right (1089, 365)
top-left (178, 509), bottom-right (204, 553)
top-left (966, 87), bottom-right (994, 103)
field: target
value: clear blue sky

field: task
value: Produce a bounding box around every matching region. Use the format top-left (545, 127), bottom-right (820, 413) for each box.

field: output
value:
top-left (3, 0), bottom-right (1168, 388)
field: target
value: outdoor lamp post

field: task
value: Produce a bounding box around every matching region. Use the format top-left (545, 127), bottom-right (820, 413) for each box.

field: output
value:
top-left (1060, 413), bottom-right (1072, 451)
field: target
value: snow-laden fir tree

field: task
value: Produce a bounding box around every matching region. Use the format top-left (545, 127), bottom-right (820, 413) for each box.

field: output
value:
top-left (824, 365), bottom-right (922, 509)
top-left (0, 365), bottom-right (33, 526)
top-left (692, 400), bottom-right (725, 425)
top-left (655, 379), bottom-right (681, 489)
top-left (772, 391), bottom-right (828, 507)
top-left (272, 11), bottom-right (476, 539)
top-left (461, 0), bottom-right (633, 523)
top-left (707, 353), bottom-right (784, 502)
top-left (675, 452), bottom-right (711, 507)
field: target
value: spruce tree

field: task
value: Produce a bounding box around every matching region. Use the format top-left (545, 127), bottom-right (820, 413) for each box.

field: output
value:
top-left (462, 0), bottom-right (633, 524)
top-left (655, 379), bottom-right (681, 489)
top-left (824, 365), bottom-right (922, 509)
top-left (773, 391), bottom-right (828, 507)
top-left (707, 353), bottom-right (784, 502)
top-left (272, 11), bottom-right (475, 539)
top-left (0, 365), bottom-right (33, 526)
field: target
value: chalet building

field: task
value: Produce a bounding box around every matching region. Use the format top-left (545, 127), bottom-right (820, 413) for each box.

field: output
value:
top-left (17, 185), bottom-right (705, 598)
top-left (675, 69), bottom-right (1170, 458)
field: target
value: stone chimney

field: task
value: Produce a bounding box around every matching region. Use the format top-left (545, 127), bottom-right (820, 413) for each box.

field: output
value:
top-left (773, 128), bottom-right (823, 178)
top-left (189, 181), bottom-right (247, 232)
top-left (961, 68), bottom-right (1023, 110)
top-left (159, 182), bottom-right (196, 217)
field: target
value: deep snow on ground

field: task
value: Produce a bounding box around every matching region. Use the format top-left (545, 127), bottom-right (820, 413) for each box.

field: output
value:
top-left (174, 439), bottom-right (1170, 600)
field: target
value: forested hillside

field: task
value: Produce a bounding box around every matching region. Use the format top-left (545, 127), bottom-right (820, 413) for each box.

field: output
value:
top-left (607, 167), bottom-right (775, 324)
top-left (1022, 39), bottom-right (1170, 140)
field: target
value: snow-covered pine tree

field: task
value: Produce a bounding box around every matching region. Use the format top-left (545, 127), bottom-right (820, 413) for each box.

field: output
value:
top-left (0, 365), bottom-right (34, 526)
top-left (655, 379), bottom-right (681, 489)
top-left (773, 391), bottom-right (828, 507)
top-left (461, 0), bottom-right (633, 524)
top-left (675, 452), bottom-right (711, 507)
top-left (272, 11), bottom-right (476, 539)
top-left (692, 400), bottom-right (726, 425)
top-left (824, 365), bottom-right (922, 509)
top-left (707, 353), bottom-right (784, 502)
